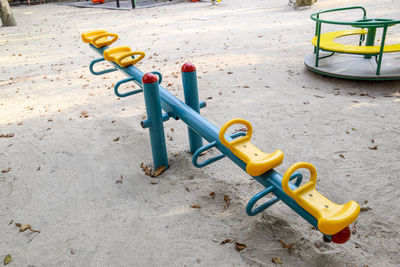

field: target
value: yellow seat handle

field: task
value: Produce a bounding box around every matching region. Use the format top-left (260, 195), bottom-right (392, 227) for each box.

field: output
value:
top-left (92, 33), bottom-right (118, 47)
top-left (117, 51), bottom-right (145, 66)
top-left (282, 162), bottom-right (317, 198)
top-left (219, 118), bottom-right (252, 147)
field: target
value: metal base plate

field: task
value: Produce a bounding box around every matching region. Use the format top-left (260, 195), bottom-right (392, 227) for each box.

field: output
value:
top-left (304, 52), bottom-right (400, 81)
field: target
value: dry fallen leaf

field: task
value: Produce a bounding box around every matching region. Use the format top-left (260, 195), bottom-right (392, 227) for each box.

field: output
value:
top-left (0, 133), bottom-right (14, 138)
top-left (80, 111), bottom-right (89, 118)
top-left (272, 257), bottom-right (283, 264)
top-left (152, 166), bottom-right (166, 177)
top-left (209, 192), bottom-right (215, 199)
top-left (190, 204), bottom-right (201, 209)
top-left (360, 207), bottom-right (372, 212)
top-left (4, 254), bottom-right (12, 265)
top-left (368, 145), bottom-right (378, 150)
top-left (235, 242), bottom-right (247, 251)
top-left (150, 181), bottom-right (158, 185)
top-left (222, 195), bottom-right (230, 213)
top-left (184, 186), bottom-right (190, 192)
top-left (140, 162), bottom-right (152, 176)
top-left (220, 239), bottom-right (233, 245)
top-left (2, 167), bottom-right (11, 173)
top-left (15, 223), bottom-right (40, 233)
top-left (339, 154), bottom-right (345, 159)
top-left (113, 137), bottom-right (120, 142)
top-left (278, 240), bottom-right (295, 251)
top-left (199, 150), bottom-right (208, 156)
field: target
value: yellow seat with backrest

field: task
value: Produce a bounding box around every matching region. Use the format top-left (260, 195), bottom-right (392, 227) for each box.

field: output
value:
top-left (81, 30), bottom-right (119, 48)
top-left (219, 119), bottom-right (284, 176)
top-left (282, 162), bottom-right (360, 235)
top-left (103, 46), bottom-right (145, 68)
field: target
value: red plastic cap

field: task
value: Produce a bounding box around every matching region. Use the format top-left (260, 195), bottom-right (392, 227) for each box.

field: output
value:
top-left (181, 62), bottom-right (196, 73)
top-left (331, 226), bottom-right (351, 244)
top-left (142, 73), bottom-right (158, 84)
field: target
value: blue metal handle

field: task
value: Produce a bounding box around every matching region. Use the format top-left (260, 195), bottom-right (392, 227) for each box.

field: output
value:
top-left (89, 57), bottom-right (117, 75)
top-left (246, 186), bottom-right (279, 216)
top-left (192, 132), bottom-right (246, 168)
top-left (114, 77), bottom-right (143, 98)
top-left (192, 141), bottom-right (225, 168)
top-left (246, 172), bottom-right (303, 216)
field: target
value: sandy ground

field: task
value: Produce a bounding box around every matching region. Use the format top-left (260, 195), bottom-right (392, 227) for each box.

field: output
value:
top-left (1, 0), bottom-right (400, 266)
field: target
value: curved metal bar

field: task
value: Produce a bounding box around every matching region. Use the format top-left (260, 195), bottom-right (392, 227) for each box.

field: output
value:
top-left (114, 77), bottom-right (143, 98)
top-left (246, 186), bottom-right (279, 216)
top-left (246, 172), bottom-right (302, 216)
top-left (89, 57), bottom-right (117, 76)
top-left (310, 6), bottom-right (400, 26)
top-left (192, 131), bottom-right (246, 168)
top-left (192, 141), bottom-right (225, 168)
top-left (318, 52), bottom-right (335, 60)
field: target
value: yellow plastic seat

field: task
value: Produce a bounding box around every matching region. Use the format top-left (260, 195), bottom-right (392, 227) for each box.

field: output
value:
top-left (219, 119), bottom-right (284, 176)
top-left (103, 46), bottom-right (145, 68)
top-left (81, 30), bottom-right (118, 48)
top-left (312, 29), bottom-right (400, 54)
top-left (282, 162), bottom-right (360, 235)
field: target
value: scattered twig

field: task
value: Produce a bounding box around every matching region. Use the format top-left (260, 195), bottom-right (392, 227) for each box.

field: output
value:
top-left (352, 220), bottom-right (359, 234)
top-left (277, 240), bottom-right (295, 251)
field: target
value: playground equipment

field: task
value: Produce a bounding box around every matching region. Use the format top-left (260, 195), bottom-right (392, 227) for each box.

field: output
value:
top-left (81, 30), bottom-right (360, 244)
top-left (304, 6), bottom-right (400, 80)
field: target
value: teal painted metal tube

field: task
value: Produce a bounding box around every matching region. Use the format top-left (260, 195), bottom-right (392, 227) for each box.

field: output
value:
top-left (181, 63), bottom-right (203, 154)
top-left (114, 77), bottom-right (142, 98)
top-left (142, 73), bottom-right (168, 170)
top-left (90, 57), bottom-right (117, 76)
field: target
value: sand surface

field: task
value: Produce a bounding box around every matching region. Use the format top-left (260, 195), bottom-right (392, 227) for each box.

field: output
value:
top-left (1, 0), bottom-right (400, 266)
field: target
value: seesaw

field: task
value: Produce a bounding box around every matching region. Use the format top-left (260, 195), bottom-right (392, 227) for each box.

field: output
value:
top-left (305, 6), bottom-right (400, 81)
top-left (81, 30), bottom-right (360, 244)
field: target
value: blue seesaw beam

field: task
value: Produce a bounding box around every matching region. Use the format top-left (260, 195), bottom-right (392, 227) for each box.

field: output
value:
top-left (83, 29), bottom-right (359, 243)
top-left (87, 43), bottom-right (326, 237)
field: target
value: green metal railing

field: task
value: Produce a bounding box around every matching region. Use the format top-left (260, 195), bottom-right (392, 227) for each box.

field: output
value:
top-left (310, 6), bottom-right (400, 75)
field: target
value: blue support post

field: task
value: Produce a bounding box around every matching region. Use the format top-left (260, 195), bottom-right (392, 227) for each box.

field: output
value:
top-left (142, 73), bottom-right (168, 170)
top-left (181, 62), bottom-right (203, 154)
